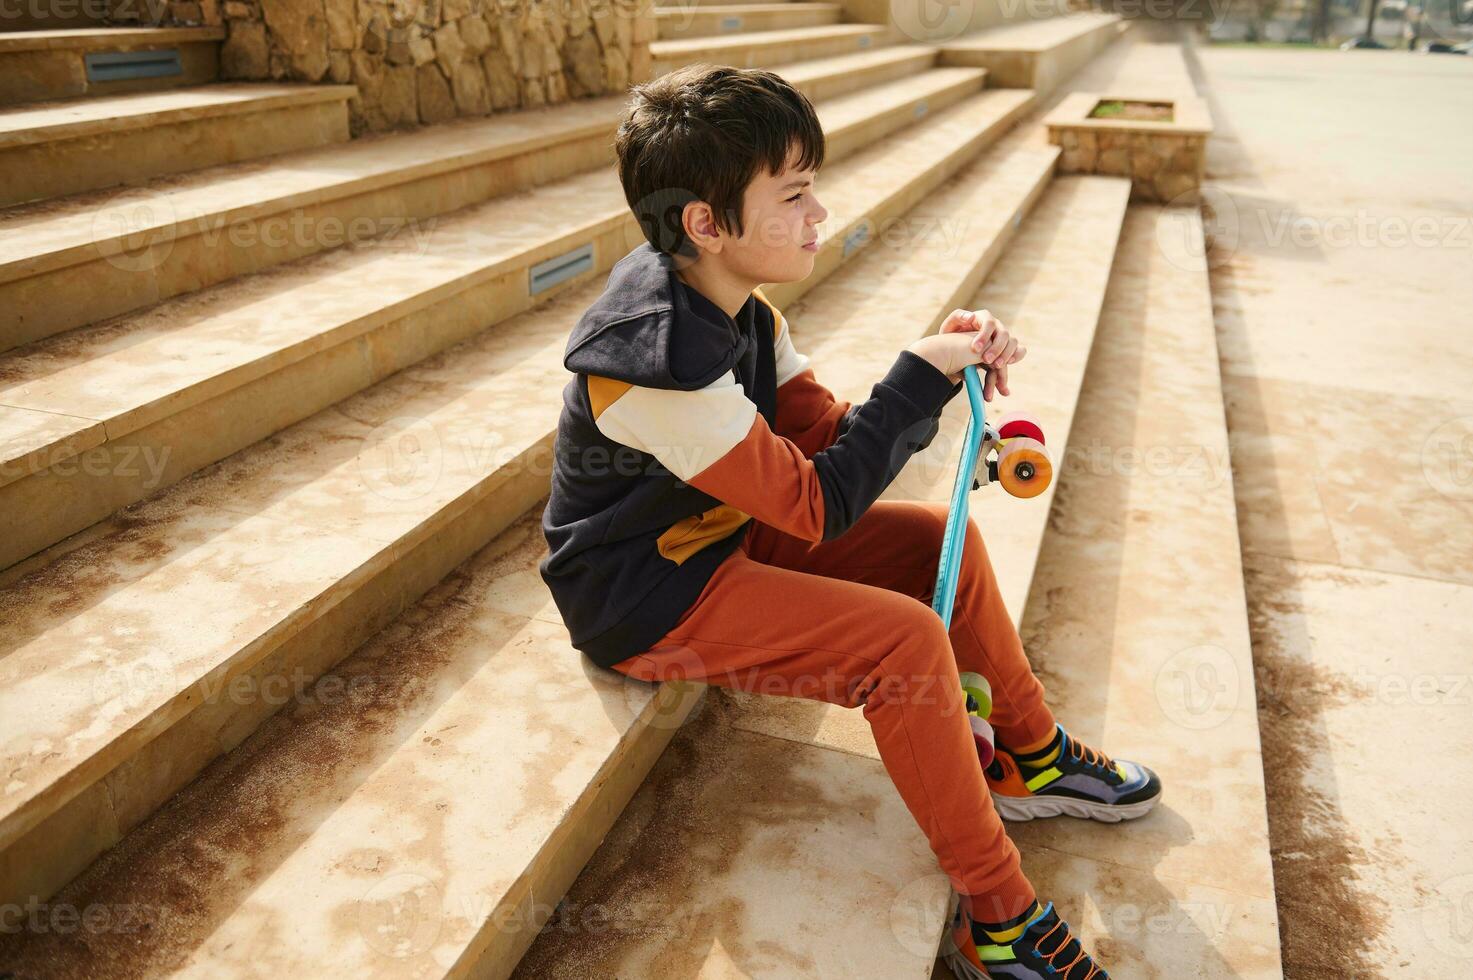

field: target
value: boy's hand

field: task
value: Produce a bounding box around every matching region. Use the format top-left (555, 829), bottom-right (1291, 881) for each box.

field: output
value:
top-left (934, 308), bottom-right (1027, 401)
top-left (908, 331), bottom-right (999, 396)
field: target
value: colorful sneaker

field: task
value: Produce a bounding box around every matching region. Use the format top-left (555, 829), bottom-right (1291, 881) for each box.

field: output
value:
top-left (943, 896), bottom-right (1108, 979)
top-left (985, 723), bottom-right (1161, 822)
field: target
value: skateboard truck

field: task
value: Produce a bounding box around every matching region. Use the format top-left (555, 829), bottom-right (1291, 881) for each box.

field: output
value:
top-left (929, 362), bottom-right (1053, 769)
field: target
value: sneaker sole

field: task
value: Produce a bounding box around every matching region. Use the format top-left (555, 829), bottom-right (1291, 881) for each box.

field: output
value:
top-left (991, 790), bottom-right (1160, 822)
top-left (941, 950), bottom-right (990, 980)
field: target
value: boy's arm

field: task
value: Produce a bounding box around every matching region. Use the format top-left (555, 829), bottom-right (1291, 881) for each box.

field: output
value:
top-left (769, 294), bottom-right (962, 459)
top-left (806, 372), bottom-right (963, 456)
top-left (773, 363), bottom-right (854, 460)
top-left (587, 348), bottom-right (956, 544)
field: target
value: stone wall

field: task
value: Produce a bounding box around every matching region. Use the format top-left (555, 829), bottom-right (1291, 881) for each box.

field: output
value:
top-left (104, 0), bottom-right (653, 135)
top-left (1055, 128), bottom-right (1207, 203)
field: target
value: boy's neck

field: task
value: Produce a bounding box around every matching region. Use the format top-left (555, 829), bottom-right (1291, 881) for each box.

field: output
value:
top-left (674, 256), bottom-right (756, 321)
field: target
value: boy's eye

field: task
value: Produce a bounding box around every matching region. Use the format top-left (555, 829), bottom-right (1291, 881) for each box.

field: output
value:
top-left (787, 192), bottom-right (804, 202)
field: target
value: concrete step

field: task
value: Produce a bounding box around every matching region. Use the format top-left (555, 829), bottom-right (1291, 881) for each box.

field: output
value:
top-left (0, 287), bottom-right (703, 976)
top-left (932, 204), bottom-right (1283, 978)
top-left (0, 52), bottom-right (967, 355)
top-left (650, 22), bottom-right (891, 75)
top-left (511, 160), bottom-right (1140, 979)
top-left (939, 11), bottom-right (1122, 96)
top-left (0, 72), bottom-right (1015, 576)
top-left (0, 26), bottom-right (223, 107)
top-left (0, 83), bottom-right (1035, 917)
top-left (0, 92), bottom-right (627, 353)
top-left (812, 65), bottom-right (986, 160)
top-left (762, 86), bottom-right (1033, 312)
top-left (777, 43), bottom-right (939, 102)
top-left (0, 6), bottom-right (108, 30)
top-left (905, 175), bottom-right (1134, 616)
top-left (655, 2), bottom-right (842, 40)
top-left (0, 83), bottom-right (356, 207)
top-left (0, 108), bottom-right (1046, 980)
top-left (676, 0), bottom-right (807, 6)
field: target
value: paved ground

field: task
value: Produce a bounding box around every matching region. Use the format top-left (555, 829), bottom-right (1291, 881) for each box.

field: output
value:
top-left (1192, 38), bottom-right (1473, 977)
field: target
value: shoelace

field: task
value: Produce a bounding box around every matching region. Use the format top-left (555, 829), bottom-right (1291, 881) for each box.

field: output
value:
top-left (1066, 732), bottom-right (1118, 774)
top-left (1035, 918), bottom-right (1104, 979)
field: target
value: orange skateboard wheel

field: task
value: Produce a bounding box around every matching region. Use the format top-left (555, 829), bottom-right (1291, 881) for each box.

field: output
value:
top-left (997, 438), bottom-right (1051, 498)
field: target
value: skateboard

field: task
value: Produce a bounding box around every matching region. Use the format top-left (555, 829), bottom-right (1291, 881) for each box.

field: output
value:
top-left (929, 363), bottom-right (1052, 768)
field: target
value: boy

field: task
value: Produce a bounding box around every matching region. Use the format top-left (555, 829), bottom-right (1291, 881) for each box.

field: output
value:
top-left (539, 63), bottom-right (1160, 978)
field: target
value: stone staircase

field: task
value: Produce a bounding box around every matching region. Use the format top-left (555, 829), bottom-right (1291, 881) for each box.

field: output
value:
top-left (938, 11), bottom-right (1126, 96)
top-left (0, 83), bottom-right (357, 206)
top-left (655, 3), bottom-right (847, 40)
top-left (0, 27), bottom-right (224, 105)
top-left (0, 11), bottom-right (1282, 980)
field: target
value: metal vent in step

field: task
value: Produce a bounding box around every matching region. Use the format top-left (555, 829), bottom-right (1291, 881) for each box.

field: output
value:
top-left (720, 15), bottom-right (743, 30)
top-left (858, 34), bottom-right (872, 48)
top-left (914, 99), bottom-right (929, 119)
top-left (530, 243), bottom-right (594, 295)
top-left (843, 222), bottom-right (871, 258)
top-left (85, 49), bottom-right (183, 83)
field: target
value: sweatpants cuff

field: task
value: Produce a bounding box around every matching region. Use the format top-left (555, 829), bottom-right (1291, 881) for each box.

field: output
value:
top-left (994, 707), bottom-right (1059, 754)
top-left (959, 865), bottom-right (1039, 926)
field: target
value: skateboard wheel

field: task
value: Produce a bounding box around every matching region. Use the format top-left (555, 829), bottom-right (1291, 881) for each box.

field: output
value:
top-left (997, 438), bottom-right (1051, 499)
top-left (969, 715), bottom-right (996, 769)
top-left (996, 411), bottom-right (1045, 445)
top-left (959, 671), bottom-right (993, 719)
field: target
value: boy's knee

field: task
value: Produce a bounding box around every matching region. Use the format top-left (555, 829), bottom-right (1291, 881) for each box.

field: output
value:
top-left (919, 503), bottom-right (988, 558)
top-left (859, 609), bottom-right (961, 712)
top-left (882, 603), bottom-right (954, 672)
top-left (960, 515), bottom-right (994, 566)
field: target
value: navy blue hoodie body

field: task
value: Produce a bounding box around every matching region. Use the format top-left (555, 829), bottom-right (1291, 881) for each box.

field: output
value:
top-left (539, 241), bottom-right (962, 669)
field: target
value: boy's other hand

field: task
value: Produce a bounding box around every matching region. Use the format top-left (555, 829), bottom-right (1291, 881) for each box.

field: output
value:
top-left (930, 308), bottom-right (1027, 401)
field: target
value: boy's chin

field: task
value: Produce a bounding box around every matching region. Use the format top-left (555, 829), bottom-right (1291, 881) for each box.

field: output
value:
top-left (763, 251), bottom-right (817, 284)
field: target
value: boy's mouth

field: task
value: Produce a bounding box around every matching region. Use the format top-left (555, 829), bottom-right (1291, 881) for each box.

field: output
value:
top-left (801, 237), bottom-right (819, 252)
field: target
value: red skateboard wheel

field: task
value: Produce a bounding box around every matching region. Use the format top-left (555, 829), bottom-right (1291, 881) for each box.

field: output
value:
top-left (996, 411), bottom-right (1045, 445)
top-left (970, 715), bottom-right (996, 769)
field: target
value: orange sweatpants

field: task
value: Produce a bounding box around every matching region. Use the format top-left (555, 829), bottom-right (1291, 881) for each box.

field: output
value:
top-left (609, 498), bottom-right (1057, 916)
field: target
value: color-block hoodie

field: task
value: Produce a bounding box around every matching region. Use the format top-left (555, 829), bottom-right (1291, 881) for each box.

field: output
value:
top-left (539, 241), bottom-right (963, 669)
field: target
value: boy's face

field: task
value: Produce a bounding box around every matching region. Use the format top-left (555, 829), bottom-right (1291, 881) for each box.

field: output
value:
top-left (687, 144), bottom-right (828, 285)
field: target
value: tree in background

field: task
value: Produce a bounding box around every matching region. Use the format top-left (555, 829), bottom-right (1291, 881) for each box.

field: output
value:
top-left (1247, 0), bottom-right (1284, 40)
top-left (1364, 0), bottom-right (1383, 38)
top-left (1312, 0), bottom-right (1332, 40)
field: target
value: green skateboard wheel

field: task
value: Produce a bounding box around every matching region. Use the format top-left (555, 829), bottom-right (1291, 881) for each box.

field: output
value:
top-left (960, 671), bottom-right (993, 720)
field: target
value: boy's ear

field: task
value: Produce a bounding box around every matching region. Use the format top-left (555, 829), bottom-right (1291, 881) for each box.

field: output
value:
top-left (681, 200), bottom-right (724, 257)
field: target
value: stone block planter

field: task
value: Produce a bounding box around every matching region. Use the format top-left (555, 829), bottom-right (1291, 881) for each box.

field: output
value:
top-left (1044, 91), bottom-right (1212, 204)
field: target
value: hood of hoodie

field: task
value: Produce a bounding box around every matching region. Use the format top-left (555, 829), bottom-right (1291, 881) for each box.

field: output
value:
top-left (563, 241), bottom-right (754, 391)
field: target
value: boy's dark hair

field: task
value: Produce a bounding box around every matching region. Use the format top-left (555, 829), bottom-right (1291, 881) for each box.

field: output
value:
top-left (615, 63), bottom-right (826, 259)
